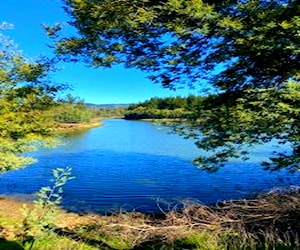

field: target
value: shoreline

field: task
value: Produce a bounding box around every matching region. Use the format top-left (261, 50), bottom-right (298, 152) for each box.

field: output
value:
top-left (0, 185), bottom-right (298, 217)
top-left (0, 187), bottom-right (299, 249)
top-left (0, 186), bottom-right (300, 242)
top-left (54, 117), bottom-right (104, 134)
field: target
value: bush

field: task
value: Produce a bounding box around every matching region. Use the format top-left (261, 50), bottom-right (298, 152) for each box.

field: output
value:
top-left (52, 105), bottom-right (93, 124)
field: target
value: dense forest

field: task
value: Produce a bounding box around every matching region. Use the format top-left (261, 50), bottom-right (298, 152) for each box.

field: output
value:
top-left (124, 96), bottom-right (204, 120)
top-left (52, 95), bottom-right (94, 124)
top-left (87, 104), bottom-right (126, 118)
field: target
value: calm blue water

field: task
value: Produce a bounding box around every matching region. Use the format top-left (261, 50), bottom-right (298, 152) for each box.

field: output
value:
top-left (0, 119), bottom-right (299, 214)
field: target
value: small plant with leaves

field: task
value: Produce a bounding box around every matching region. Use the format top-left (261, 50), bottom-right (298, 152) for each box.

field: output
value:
top-left (19, 167), bottom-right (74, 249)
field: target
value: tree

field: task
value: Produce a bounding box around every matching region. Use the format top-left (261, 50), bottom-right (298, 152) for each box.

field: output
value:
top-left (51, 0), bottom-right (300, 171)
top-left (180, 83), bottom-right (300, 172)
top-left (124, 96), bottom-right (199, 120)
top-left (51, 94), bottom-right (93, 123)
top-left (0, 25), bottom-right (64, 171)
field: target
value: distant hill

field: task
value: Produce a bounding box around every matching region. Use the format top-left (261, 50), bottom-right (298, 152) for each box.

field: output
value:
top-left (85, 103), bottom-right (130, 109)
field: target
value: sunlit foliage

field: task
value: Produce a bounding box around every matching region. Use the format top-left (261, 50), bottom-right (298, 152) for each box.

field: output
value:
top-left (50, 94), bottom-right (92, 123)
top-left (51, 0), bottom-right (300, 171)
top-left (0, 26), bottom-right (63, 171)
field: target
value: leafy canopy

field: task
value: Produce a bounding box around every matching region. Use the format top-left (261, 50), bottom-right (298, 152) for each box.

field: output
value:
top-left (54, 0), bottom-right (300, 91)
top-left (182, 82), bottom-right (300, 172)
top-left (52, 95), bottom-right (93, 123)
top-left (0, 26), bottom-right (64, 171)
top-left (52, 0), bottom-right (300, 171)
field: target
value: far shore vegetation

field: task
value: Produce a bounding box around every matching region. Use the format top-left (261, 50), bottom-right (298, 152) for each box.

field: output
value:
top-left (51, 96), bottom-right (126, 134)
top-left (124, 96), bottom-right (201, 120)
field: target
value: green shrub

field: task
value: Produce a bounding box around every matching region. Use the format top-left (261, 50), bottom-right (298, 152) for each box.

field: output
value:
top-left (53, 105), bottom-right (93, 123)
top-left (18, 168), bottom-right (74, 250)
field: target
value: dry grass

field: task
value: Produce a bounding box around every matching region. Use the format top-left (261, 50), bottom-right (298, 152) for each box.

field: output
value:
top-left (1, 187), bottom-right (299, 249)
top-left (54, 117), bottom-right (103, 134)
top-left (70, 187), bottom-right (300, 248)
top-left (0, 197), bottom-right (34, 221)
top-left (216, 186), bottom-right (300, 246)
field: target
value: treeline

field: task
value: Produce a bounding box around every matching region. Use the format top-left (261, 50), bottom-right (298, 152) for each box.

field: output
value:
top-left (88, 106), bottom-right (126, 118)
top-left (124, 96), bottom-right (204, 120)
top-left (51, 97), bottom-right (128, 125)
top-left (51, 95), bottom-right (206, 123)
top-left (51, 95), bottom-right (94, 124)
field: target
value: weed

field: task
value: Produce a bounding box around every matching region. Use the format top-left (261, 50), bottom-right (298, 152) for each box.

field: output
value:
top-left (18, 167), bottom-right (74, 249)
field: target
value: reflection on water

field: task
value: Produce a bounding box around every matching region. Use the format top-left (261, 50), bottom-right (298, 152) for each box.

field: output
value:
top-left (0, 119), bottom-right (299, 214)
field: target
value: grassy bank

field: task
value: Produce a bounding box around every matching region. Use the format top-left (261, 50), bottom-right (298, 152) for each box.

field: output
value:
top-left (54, 117), bottom-right (103, 134)
top-left (0, 188), bottom-right (299, 249)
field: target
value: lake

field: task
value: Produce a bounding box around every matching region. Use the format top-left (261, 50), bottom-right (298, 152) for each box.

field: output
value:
top-left (0, 119), bottom-right (299, 214)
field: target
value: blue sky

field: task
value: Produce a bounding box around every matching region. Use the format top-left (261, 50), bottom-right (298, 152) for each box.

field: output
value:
top-left (0, 0), bottom-right (197, 104)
